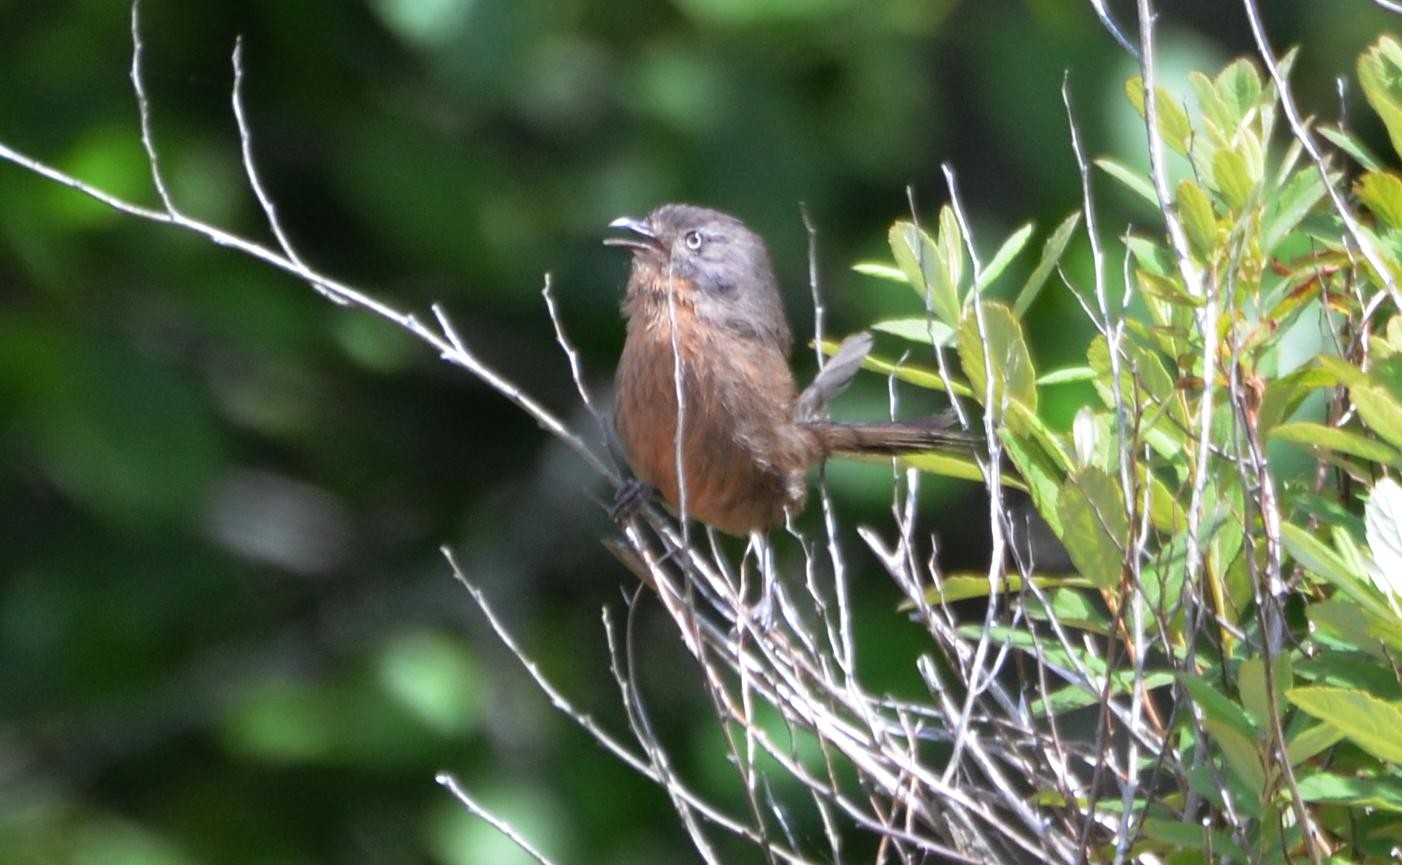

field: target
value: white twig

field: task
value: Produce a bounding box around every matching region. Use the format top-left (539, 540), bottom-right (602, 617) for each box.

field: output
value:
top-left (435, 773), bottom-right (559, 865)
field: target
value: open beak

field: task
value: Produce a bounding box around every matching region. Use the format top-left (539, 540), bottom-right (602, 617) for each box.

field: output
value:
top-left (603, 215), bottom-right (662, 253)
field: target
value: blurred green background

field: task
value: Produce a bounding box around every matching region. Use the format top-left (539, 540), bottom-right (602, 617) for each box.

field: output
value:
top-left (0, 1), bottom-right (1395, 863)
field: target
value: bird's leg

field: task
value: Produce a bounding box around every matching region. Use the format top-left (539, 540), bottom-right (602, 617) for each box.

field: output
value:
top-left (746, 530), bottom-right (779, 631)
top-left (609, 479), bottom-right (655, 524)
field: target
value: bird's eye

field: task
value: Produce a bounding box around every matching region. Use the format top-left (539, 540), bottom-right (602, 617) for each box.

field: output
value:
top-left (684, 230), bottom-right (704, 251)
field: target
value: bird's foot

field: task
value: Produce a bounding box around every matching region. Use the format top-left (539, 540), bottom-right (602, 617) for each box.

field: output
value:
top-left (610, 479), bottom-right (655, 525)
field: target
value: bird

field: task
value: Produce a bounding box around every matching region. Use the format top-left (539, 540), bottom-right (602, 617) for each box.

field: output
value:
top-left (605, 203), bottom-right (975, 536)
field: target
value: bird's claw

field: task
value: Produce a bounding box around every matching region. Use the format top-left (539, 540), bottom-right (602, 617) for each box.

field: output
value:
top-left (610, 479), bottom-right (655, 525)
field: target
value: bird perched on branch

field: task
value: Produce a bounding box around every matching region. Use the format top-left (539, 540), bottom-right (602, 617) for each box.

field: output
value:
top-left (605, 203), bottom-right (975, 536)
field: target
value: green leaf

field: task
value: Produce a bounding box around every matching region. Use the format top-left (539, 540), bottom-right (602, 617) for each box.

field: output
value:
top-left (816, 338), bottom-right (974, 397)
top-left (1319, 125), bottom-right (1384, 172)
top-left (1013, 210), bottom-right (1081, 317)
top-left (870, 317), bottom-right (956, 347)
top-left (1318, 354), bottom-right (1368, 388)
top-left (1036, 366), bottom-right (1096, 386)
top-left (1181, 674), bottom-right (1266, 794)
top-left (1176, 178), bottom-right (1216, 258)
top-left (1285, 722), bottom-right (1344, 766)
top-left (889, 220), bottom-right (961, 328)
top-left (1294, 771), bottom-right (1402, 812)
top-left (1353, 384), bottom-right (1402, 451)
top-left (1287, 686), bottom-right (1402, 764)
top-left (1135, 268), bottom-right (1204, 309)
top-left (1270, 421), bottom-right (1402, 465)
top-left (1095, 158), bottom-right (1158, 206)
top-left (999, 429), bottom-right (1066, 536)
top-left (1262, 165), bottom-right (1327, 255)
top-left (901, 450), bottom-right (1006, 487)
top-left (1217, 59), bottom-right (1263, 128)
top-left (1213, 145), bottom-right (1254, 210)
top-left (1056, 466), bottom-right (1128, 588)
top-left (1356, 171), bottom-right (1402, 231)
top-left (1239, 654), bottom-right (1293, 731)
top-left (1282, 522), bottom-right (1362, 591)
top-left (1181, 675), bottom-right (1258, 739)
top-left (913, 573), bottom-right (1092, 606)
top-left (1125, 77), bottom-right (1193, 155)
top-left (1258, 365), bottom-right (1335, 434)
top-left (851, 262), bottom-right (908, 282)
top-left (974, 222), bottom-right (1033, 292)
top-left (1358, 36), bottom-right (1402, 163)
top-left (957, 300), bottom-right (1038, 411)
top-left (938, 205), bottom-right (965, 299)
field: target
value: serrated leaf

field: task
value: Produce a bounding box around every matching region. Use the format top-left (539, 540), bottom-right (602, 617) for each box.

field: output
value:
top-left (1013, 211), bottom-right (1081, 317)
top-left (957, 300), bottom-right (1037, 412)
top-left (1176, 178), bottom-right (1216, 258)
top-left (1056, 466), bottom-right (1128, 588)
top-left (975, 222), bottom-right (1032, 293)
top-left (870, 317), bottom-right (956, 347)
top-left (1270, 421), bottom-right (1402, 465)
top-left (1288, 686), bottom-right (1402, 764)
top-left (1356, 171), bottom-right (1402, 231)
top-left (1095, 158), bottom-right (1158, 206)
top-left (1319, 125), bottom-right (1384, 172)
top-left (1358, 35), bottom-right (1402, 163)
top-left (1126, 77), bottom-right (1193, 155)
top-left (889, 221), bottom-right (960, 327)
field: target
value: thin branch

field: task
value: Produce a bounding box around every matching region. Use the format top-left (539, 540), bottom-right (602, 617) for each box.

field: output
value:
top-left (435, 774), bottom-right (559, 865)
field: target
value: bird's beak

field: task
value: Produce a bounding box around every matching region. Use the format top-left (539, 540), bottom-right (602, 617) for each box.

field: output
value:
top-left (603, 215), bottom-right (662, 253)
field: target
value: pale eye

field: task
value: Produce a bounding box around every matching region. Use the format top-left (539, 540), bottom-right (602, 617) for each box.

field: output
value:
top-left (684, 230), bottom-right (704, 251)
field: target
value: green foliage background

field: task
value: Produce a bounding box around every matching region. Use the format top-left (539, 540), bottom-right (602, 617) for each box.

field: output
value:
top-left (0, 2), bottom-right (1396, 863)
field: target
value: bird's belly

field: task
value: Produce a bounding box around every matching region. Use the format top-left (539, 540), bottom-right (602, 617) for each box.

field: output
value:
top-left (614, 326), bottom-right (804, 534)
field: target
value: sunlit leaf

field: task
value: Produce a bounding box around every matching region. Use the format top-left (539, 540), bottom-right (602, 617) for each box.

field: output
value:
top-left (975, 222), bottom-right (1032, 292)
top-left (1125, 77), bottom-right (1193, 155)
top-left (1013, 210), bottom-right (1081, 317)
top-left (852, 262), bottom-right (908, 282)
top-left (871, 316), bottom-right (956, 347)
top-left (1094, 158), bottom-right (1157, 207)
top-left (1288, 686), bottom-right (1402, 764)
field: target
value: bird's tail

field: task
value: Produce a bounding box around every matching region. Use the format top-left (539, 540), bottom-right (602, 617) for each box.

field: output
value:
top-left (803, 415), bottom-right (982, 458)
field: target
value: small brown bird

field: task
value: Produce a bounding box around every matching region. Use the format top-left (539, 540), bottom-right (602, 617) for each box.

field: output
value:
top-left (605, 203), bottom-right (973, 535)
